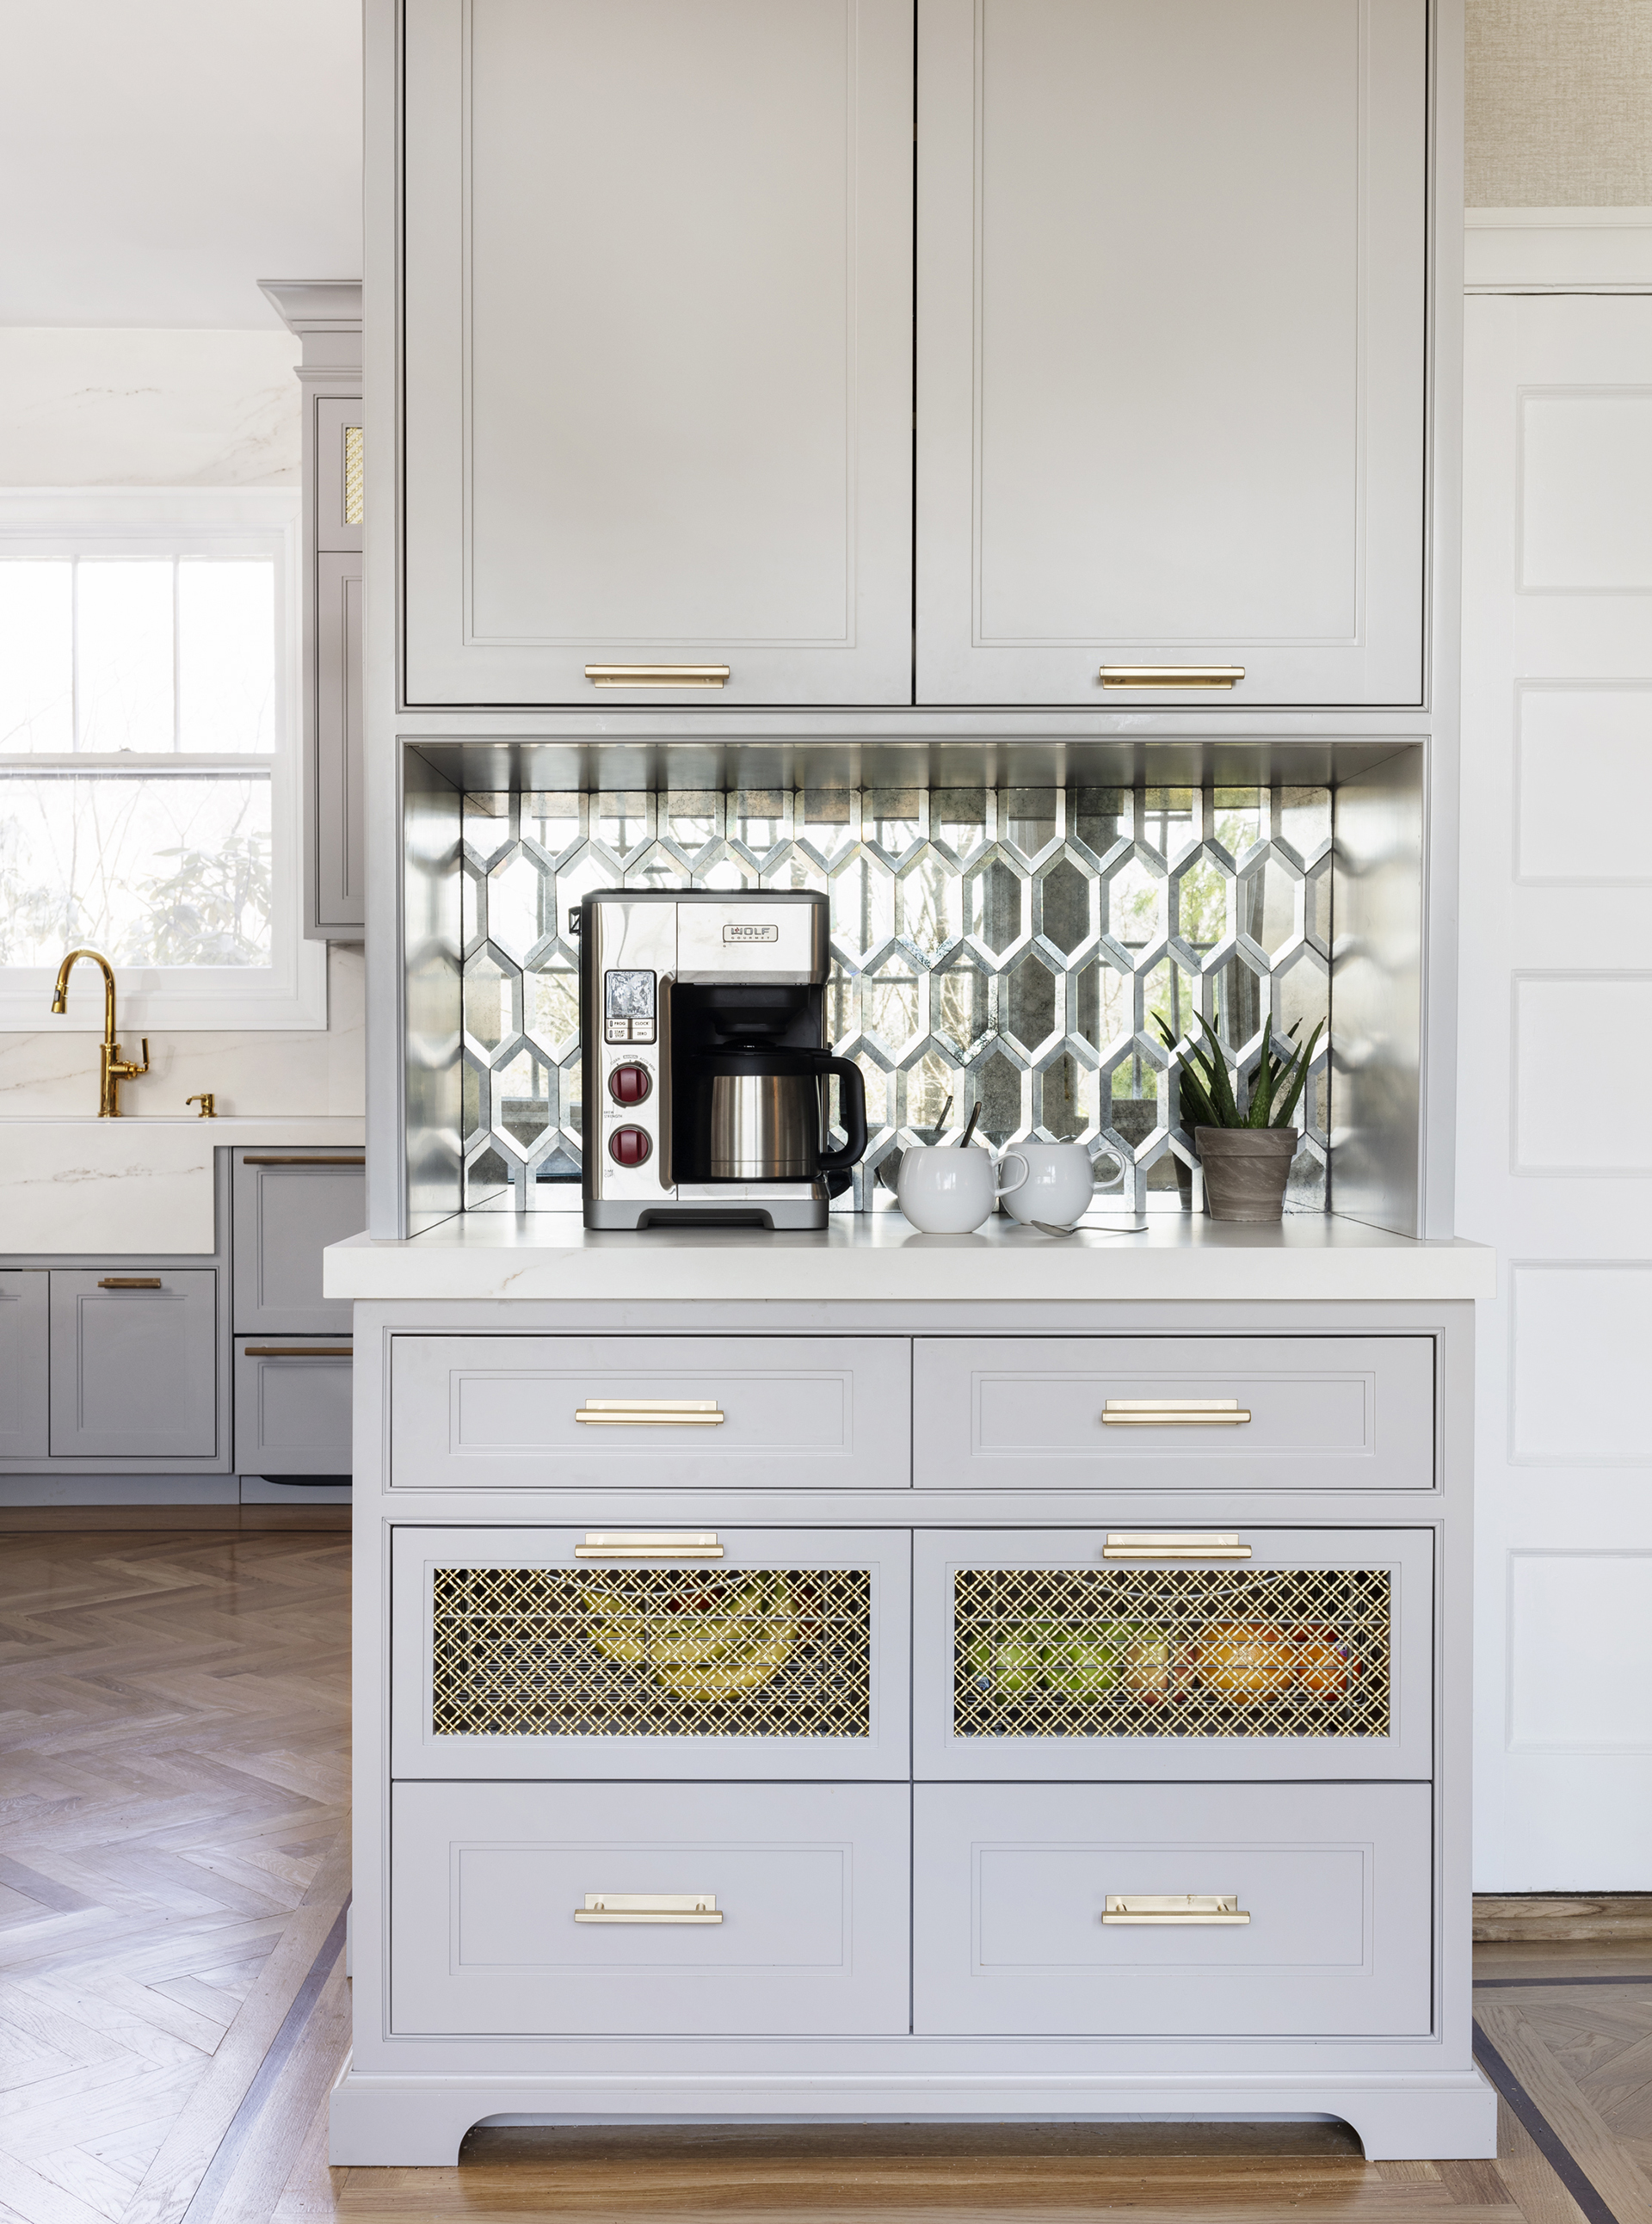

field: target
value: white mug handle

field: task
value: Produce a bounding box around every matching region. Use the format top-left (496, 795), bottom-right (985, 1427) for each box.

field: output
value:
top-left (996, 1150), bottom-right (1030, 1199)
top-left (1092, 1147), bottom-right (1125, 1192)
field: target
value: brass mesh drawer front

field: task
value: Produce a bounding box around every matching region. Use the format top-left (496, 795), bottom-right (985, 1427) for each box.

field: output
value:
top-left (431, 1565), bottom-right (872, 1740)
top-left (953, 1566), bottom-right (1390, 1741)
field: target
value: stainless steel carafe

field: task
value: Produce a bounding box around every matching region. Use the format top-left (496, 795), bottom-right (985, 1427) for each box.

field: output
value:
top-left (693, 1042), bottom-right (867, 1181)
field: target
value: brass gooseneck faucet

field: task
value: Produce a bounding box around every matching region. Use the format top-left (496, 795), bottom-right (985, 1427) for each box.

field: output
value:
top-left (50, 948), bottom-right (150, 1117)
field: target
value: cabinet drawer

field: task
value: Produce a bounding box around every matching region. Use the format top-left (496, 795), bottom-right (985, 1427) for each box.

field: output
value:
top-left (233, 1337), bottom-right (353, 1476)
top-left (914, 1782), bottom-right (1431, 2036)
top-left (915, 1527), bottom-right (1432, 1781)
top-left (231, 1150), bottom-right (365, 1334)
top-left (391, 1526), bottom-right (910, 1779)
top-left (390, 1334), bottom-right (910, 1489)
top-left (48, 1270), bottom-right (217, 1460)
top-left (913, 1336), bottom-right (1433, 1490)
top-left (0, 1271), bottom-right (48, 1460)
top-left (391, 1780), bottom-right (909, 2036)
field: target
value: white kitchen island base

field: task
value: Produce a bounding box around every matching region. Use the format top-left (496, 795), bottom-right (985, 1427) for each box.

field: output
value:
top-left (329, 1223), bottom-right (1495, 2166)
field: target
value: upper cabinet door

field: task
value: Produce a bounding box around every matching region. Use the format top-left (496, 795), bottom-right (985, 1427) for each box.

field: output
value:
top-left (916, 0), bottom-right (1428, 708)
top-left (404, 0), bottom-right (915, 707)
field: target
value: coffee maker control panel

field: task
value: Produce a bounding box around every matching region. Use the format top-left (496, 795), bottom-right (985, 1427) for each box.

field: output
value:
top-left (603, 968), bottom-right (656, 1044)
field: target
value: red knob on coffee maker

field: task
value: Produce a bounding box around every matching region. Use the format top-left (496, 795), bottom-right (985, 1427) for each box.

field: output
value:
top-left (608, 1125), bottom-right (652, 1167)
top-left (607, 1063), bottom-right (652, 1106)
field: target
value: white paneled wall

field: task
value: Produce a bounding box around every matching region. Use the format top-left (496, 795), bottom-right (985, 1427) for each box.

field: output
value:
top-left (1460, 284), bottom-right (1652, 1887)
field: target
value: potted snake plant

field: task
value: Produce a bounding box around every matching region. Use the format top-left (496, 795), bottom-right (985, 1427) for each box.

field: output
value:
top-left (1155, 1013), bottom-right (1325, 1223)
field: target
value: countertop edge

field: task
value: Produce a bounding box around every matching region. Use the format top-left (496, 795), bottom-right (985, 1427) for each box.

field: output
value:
top-left (323, 1241), bottom-right (1497, 1307)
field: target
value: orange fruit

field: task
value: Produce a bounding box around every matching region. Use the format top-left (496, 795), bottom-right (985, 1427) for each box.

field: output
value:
top-left (1195, 1620), bottom-right (1297, 1699)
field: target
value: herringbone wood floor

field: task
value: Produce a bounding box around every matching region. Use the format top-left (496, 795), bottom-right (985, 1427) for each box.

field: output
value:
top-left (4, 1530), bottom-right (1651, 2223)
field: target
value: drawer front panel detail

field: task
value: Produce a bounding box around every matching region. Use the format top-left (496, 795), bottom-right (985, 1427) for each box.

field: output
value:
top-left (915, 1529), bottom-right (1432, 1781)
top-left (953, 1561), bottom-right (1390, 1744)
top-left (233, 1337), bottom-right (354, 1475)
top-left (913, 1781), bottom-right (1432, 2036)
top-left (431, 1562), bottom-right (870, 1740)
top-left (393, 1527), bottom-right (910, 1779)
top-left (391, 1334), bottom-right (911, 1489)
top-left (392, 1780), bottom-right (911, 2036)
top-left (912, 1336), bottom-right (1434, 1490)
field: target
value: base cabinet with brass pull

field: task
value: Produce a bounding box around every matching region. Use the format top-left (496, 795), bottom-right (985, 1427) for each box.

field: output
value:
top-left (344, 1292), bottom-right (1485, 2165)
top-left (912, 1782), bottom-right (1432, 2036)
top-left (47, 1268), bottom-right (218, 1461)
top-left (390, 1781), bottom-right (911, 2036)
top-left (391, 1525), bottom-right (911, 1781)
top-left (915, 1526), bottom-right (1433, 1783)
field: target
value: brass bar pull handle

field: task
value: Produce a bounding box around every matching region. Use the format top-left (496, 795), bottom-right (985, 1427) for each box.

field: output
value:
top-left (1103, 1399), bottom-right (1250, 1426)
top-left (1103, 1533), bottom-right (1252, 1561)
top-left (1099, 665), bottom-right (1245, 690)
top-left (1102, 1894), bottom-right (1249, 1926)
top-left (575, 1399), bottom-right (724, 1427)
top-left (245, 1346), bottom-right (354, 1358)
top-left (575, 1894), bottom-right (721, 1925)
top-left (575, 1531), bottom-right (723, 1560)
top-left (243, 1155), bottom-right (366, 1167)
top-left (584, 664), bottom-right (730, 690)
top-left (97, 1277), bottom-right (162, 1290)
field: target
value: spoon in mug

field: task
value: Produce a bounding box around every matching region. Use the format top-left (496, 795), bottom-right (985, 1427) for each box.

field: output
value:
top-left (953, 1102), bottom-right (983, 1149)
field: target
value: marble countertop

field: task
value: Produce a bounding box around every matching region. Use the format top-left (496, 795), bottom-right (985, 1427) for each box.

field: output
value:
top-left (0, 1117), bottom-right (365, 1256)
top-left (324, 1209), bottom-right (1495, 1305)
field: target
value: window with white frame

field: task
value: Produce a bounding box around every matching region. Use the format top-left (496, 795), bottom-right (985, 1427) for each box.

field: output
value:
top-left (0, 492), bottom-right (324, 1029)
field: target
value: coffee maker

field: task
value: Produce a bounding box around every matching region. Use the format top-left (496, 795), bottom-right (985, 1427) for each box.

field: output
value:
top-left (579, 890), bottom-right (866, 1229)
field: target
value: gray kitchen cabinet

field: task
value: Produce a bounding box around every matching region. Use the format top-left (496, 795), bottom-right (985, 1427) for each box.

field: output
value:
top-left (314, 552), bottom-right (365, 933)
top-left (388, 1333), bottom-right (911, 1490)
top-left (233, 1335), bottom-right (354, 1475)
top-left (260, 281), bottom-right (363, 939)
top-left (915, 0), bottom-right (1428, 705)
top-left (913, 1781), bottom-right (1433, 2036)
top-left (232, 1149), bottom-right (365, 1334)
top-left (48, 1270), bottom-right (217, 1460)
top-left (391, 1780), bottom-right (911, 2036)
top-left (912, 1335), bottom-right (1436, 1492)
top-left (391, 1525), bottom-right (911, 1781)
top-left (0, 1271), bottom-right (49, 1460)
top-left (401, 0), bottom-right (915, 706)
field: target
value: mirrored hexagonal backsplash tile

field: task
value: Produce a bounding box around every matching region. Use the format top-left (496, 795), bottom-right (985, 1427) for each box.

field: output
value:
top-left (459, 782), bottom-right (1332, 1214)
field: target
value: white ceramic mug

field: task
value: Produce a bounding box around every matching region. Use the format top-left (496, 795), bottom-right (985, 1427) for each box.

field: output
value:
top-left (897, 1143), bottom-right (1027, 1234)
top-left (995, 1140), bottom-right (1125, 1227)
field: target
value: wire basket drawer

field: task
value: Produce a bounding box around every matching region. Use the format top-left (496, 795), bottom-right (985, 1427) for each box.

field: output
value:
top-left (392, 1526), bottom-right (910, 1779)
top-left (914, 1529), bottom-right (1432, 1781)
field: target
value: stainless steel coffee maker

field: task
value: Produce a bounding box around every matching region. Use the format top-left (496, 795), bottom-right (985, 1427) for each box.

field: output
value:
top-left (579, 890), bottom-right (866, 1229)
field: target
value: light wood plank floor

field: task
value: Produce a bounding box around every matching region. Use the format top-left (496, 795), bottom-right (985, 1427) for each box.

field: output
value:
top-left (4, 1531), bottom-right (1650, 2224)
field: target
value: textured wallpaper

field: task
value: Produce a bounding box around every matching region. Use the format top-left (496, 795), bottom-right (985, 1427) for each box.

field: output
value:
top-left (1467, 0), bottom-right (1652, 205)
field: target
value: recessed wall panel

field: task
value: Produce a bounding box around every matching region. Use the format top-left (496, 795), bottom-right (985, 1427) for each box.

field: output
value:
top-left (1516, 684), bottom-right (1652, 883)
top-left (1510, 1263), bottom-right (1652, 1463)
top-left (1509, 1552), bottom-right (1652, 1749)
top-left (1519, 391), bottom-right (1652, 590)
top-left (1513, 975), bottom-right (1652, 1174)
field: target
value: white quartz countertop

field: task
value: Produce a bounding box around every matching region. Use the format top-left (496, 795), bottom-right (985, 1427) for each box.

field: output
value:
top-left (324, 1210), bottom-right (1495, 1305)
top-left (0, 1117), bottom-right (365, 1255)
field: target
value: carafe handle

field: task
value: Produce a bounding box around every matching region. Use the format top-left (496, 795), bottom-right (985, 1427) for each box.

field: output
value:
top-left (816, 1057), bottom-right (867, 1173)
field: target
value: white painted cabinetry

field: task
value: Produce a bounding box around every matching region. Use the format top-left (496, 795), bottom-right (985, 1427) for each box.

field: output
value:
top-left (915, 0), bottom-right (1429, 706)
top-left (401, 0), bottom-right (915, 707)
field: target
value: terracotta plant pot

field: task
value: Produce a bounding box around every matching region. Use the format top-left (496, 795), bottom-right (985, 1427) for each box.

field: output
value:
top-left (1194, 1125), bottom-right (1299, 1223)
